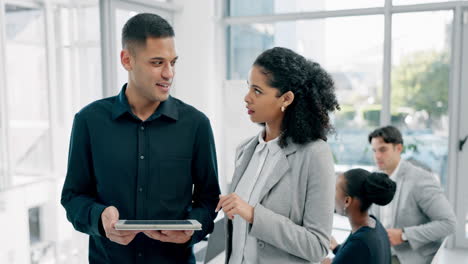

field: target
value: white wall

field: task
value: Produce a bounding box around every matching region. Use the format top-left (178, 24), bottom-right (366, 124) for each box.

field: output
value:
top-left (172, 0), bottom-right (228, 192)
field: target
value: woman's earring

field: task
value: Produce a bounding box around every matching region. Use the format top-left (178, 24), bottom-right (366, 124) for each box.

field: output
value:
top-left (281, 106), bottom-right (285, 112)
top-left (343, 206), bottom-right (347, 216)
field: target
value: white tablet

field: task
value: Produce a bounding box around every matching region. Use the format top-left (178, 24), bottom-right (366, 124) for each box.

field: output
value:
top-left (114, 219), bottom-right (202, 231)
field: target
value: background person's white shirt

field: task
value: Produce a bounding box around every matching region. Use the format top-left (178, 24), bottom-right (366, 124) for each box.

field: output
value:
top-left (380, 158), bottom-right (401, 229)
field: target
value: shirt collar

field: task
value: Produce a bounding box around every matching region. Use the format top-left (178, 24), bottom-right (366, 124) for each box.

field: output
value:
top-left (390, 158), bottom-right (402, 180)
top-left (112, 84), bottom-right (179, 121)
top-left (256, 131), bottom-right (281, 155)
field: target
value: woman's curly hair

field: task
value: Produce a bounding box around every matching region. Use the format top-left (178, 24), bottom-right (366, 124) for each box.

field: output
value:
top-left (253, 47), bottom-right (340, 148)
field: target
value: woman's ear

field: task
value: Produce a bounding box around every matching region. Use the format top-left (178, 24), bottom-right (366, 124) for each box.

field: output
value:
top-left (344, 196), bottom-right (352, 207)
top-left (282, 91), bottom-right (295, 107)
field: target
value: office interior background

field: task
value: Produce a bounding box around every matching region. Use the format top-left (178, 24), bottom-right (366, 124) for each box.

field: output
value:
top-left (0, 0), bottom-right (468, 263)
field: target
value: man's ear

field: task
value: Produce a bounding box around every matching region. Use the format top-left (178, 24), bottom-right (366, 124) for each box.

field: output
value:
top-left (121, 49), bottom-right (133, 71)
top-left (396, 143), bottom-right (403, 153)
top-left (282, 91), bottom-right (295, 107)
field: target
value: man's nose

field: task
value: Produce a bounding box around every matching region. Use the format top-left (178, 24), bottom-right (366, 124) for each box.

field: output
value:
top-left (374, 152), bottom-right (382, 160)
top-left (162, 64), bottom-right (174, 80)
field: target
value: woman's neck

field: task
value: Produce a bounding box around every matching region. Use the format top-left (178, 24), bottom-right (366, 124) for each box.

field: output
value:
top-left (348, 211), bottom-right (371, 233)
top-left (265, 120), bottom-right (282, 142)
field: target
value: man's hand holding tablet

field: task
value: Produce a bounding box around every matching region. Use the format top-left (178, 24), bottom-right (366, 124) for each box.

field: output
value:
top-left (103, 208), bottom-right (201, 245)
top-left (101, 206), bottom-right (140, 245)
top-left (115, 219), bottom-right (200, 244)
top-left (143, 229), bottom-right (194, 244)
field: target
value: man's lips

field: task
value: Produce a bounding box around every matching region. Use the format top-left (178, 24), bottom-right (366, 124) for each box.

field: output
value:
top-left (156, 82), bottom-right (171, 91)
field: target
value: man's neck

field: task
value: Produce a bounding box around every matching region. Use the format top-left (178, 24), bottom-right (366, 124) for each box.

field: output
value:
top-left (385, 158), bottom-right (401, 176)
top-left (125, 85), bottom-right (160, 121)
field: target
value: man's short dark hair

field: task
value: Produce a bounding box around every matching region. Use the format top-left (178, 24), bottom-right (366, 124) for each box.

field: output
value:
top-left (122, 13), bottom-right (174, 54)
top-left (368, 125), bottom-right (404, 145)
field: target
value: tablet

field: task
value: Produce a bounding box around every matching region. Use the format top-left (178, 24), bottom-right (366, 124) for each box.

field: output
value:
top-left (114, 219), bottom-right (202, 231)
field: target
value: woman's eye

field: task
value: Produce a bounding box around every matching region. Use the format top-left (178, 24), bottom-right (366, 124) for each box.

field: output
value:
top-left (254, 89), bottom-right (262, 94)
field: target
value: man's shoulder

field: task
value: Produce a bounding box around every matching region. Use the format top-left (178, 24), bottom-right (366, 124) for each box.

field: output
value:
top-left (400, 160), bottom-right (441, 191)
top-left (401, 160), bottom-right (433, 179)
top-left (76, 96), bottom-right (117, 118)
top-left (171, 96), bottom-right (209, 122)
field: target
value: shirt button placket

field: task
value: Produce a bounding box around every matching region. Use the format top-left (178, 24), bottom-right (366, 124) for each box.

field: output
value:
top-left (136, 122), bottom-right (146, 220)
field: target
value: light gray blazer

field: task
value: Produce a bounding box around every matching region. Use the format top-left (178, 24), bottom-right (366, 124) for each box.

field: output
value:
top-left (370, 160), bottom-right (456, 264)
top-left (225, 136), bottom-right (335, 264)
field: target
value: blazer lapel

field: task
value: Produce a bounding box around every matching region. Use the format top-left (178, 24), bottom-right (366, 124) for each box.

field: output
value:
top-left (392, 160), bottom-right (408, 227)
top-left (230, 137), bottom-right (258, 192)
top-left (258, 142), bottom-right (297, 202)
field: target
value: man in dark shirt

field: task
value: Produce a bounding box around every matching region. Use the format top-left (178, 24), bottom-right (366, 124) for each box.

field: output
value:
top-left (61, 13), bottom-right (220, 263)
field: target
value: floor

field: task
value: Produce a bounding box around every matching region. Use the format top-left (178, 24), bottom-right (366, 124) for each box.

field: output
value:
top-left (202, 247), bottom-right (468, 264)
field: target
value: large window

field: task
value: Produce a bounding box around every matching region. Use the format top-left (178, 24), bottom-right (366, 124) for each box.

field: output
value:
top-left (224, 0), bottom-right (468, 249)
top-left (225, 2), bottom-right (458, 185)
top-left (228, 0), bottom-right (384, 17)
top-left (56, 4), bottom-right (103, 114)
top-left (391, 11), bottom-right (452, 187)
top-left (5, 4), bottom-right (51, 185)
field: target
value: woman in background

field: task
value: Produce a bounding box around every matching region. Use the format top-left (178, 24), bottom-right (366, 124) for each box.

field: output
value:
top-left (216, 47), bottom-right (340, 264)
top-left (322, 168), bottom-right (396, 264)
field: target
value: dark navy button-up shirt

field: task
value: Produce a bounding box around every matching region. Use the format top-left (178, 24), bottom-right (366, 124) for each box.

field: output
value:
top-left (61, 85), bottom-right (220, 263)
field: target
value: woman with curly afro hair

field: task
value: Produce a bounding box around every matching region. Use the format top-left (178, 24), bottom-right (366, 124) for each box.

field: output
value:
top-left (216, 47), bottom-right (340, 264)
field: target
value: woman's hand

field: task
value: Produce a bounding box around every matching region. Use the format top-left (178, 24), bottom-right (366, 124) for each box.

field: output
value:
top-left (215, 193), bottom-right (254, 223)
top-left (321, 257), bottom-right (332, 264)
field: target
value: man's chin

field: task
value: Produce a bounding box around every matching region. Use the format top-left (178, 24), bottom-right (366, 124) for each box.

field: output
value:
top-left (154, 94), bottom-right (170, 102)
top-left (379, 167), bottom-right (388, 173)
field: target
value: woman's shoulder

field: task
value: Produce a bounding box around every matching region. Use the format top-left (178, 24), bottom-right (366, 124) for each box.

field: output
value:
top-left (294, 139), bottom-right (332, 159)
top-left (235, 135), bottom-right (257, 151)
top-left (233, 135), bottom-right (258, 161)
top-left (300, 138), bottom-right (330, 151)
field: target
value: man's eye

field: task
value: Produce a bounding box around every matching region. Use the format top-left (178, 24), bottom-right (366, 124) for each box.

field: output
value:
top-left (151, 61), bottom-right (162, 65)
